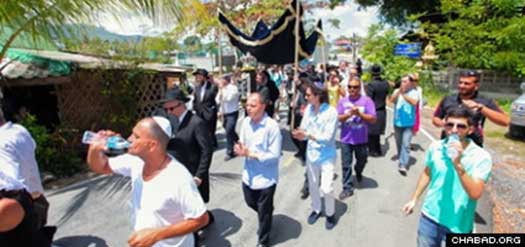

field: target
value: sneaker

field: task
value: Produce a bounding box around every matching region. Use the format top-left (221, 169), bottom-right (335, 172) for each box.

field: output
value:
top-left (338, 190), bottom-right (354, 200)
top-left (398, 166), bottom-right (407, 176)
top-left (325, 215), bottom-right (337, 230)
top-left (356, 173), bottom-right (363, 183)
top-left (307, 211), bottom-right (322, 224)
top-left (390, 155), bottom-right (399, 161)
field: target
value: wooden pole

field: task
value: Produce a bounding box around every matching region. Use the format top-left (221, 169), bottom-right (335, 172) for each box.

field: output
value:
top-left (218, 30), bottom-right (223, 76)
top-left (291, 0), bottom-right (301, 130)
top-left (320, 30), bottom-right (328, 83)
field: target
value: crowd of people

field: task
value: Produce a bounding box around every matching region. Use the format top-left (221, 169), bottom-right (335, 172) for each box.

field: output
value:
top-left (0, 59), bottom-right (511, 247)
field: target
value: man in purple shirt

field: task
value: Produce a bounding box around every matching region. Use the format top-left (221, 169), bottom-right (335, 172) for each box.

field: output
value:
top-left (337, 78), bottom-right (377, 200)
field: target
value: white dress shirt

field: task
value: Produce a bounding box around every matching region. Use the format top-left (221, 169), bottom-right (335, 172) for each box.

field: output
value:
top-left (0, 122), bottom-right (44, 194)
top-left (216, 83), bottom-right (240, 114)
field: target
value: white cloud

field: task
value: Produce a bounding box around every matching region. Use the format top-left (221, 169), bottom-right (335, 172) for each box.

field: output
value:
top-left (94, 0), bottom-right (379, 39)
top-left (309, 0), bottom-right (379, 40)
top-left (95, 11), bottom-right (172, 36)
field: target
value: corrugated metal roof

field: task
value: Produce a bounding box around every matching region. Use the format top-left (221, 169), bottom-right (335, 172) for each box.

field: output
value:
top-left (0, 49), bottom-right (192, 80)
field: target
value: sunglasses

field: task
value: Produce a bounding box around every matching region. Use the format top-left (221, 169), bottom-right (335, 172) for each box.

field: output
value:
top-left (347, 85), bottom-right (360, 89)
top-left (164, 103), bottom-right (183, 112)
top-left (444, 122), bottom-right (468, 130)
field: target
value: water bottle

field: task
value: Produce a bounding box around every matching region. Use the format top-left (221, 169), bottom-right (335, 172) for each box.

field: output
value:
top-left (82, 131), bottom-right (130, 157)
top-left (446, 134), bottom-right (460, 160)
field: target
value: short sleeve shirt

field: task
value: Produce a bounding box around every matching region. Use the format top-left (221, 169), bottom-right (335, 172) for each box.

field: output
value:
top-left (421, 139), bottom-right (492, 233)
top-left (433, 92), bottom-right (501, 144)
top-left (0, 122), bottom-right (44, 194)
top-left (109, 154), bottom-right (206, 247)
top-left (393, 89), bottom-right (419, 127)
top-left (337, 95), bottom-right (376, 145)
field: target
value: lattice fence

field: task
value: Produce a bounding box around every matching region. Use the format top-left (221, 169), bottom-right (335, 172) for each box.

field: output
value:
top-left (56, 69), bottom-right (167, 136)
top-left (135, 74), bottom-right (166, 119)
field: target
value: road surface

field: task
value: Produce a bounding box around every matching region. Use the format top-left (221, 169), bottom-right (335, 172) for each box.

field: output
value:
top-left (47, 109), bottom-right (490, 247)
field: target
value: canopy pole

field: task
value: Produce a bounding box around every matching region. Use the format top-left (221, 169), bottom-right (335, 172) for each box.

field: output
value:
top-left (320, 29), bottom-right (328, 83)
top-left (218, 30), bottom-right (223, 77)
top-left (291, 0), bottom-right (300, 130)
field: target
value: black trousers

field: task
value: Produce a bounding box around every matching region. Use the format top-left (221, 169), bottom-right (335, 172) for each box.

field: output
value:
top-left (0, 190), bottom-right (51, 247)
top-left (242, 183), bottom-right (276, 246)
top-left (367, 134), bottom-right (381, 154)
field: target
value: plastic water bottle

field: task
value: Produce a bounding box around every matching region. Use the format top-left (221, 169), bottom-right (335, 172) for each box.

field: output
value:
top-left (447, 134), bottom-right (460, 160)
top-left (82, 131), bottom-right (130, 157)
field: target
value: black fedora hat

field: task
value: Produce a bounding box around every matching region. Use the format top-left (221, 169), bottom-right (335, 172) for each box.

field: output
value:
top-left (370, 64), bottom-right (382, 76)
top-left (192, 68), bottom-right (209, 77)
top-left (160, 87), bottom-right (190, 103)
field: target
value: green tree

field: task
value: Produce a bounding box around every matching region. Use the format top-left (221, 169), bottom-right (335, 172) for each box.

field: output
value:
top-left (355, 0), bottom-right (441, 26)
top-left (0, 0), bottom-right (200, 62)
top-left (360, 24), bottom-right (417, 82)
top-left (421, 0), bottom-right (525, 76)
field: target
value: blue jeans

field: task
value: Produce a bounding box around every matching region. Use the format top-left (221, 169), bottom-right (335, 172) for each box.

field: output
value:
top-left (417, 214), bottom-right (451, 247)
top-left (223, 111), bottom-right (239, 156)
top-left (394, 126), bottom-right (413, 168)
top-left (340, 143), bottom-right (368, 191)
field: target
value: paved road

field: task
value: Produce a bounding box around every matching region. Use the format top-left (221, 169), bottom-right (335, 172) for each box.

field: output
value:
top-left (47, 110), bottom-right (489, 247)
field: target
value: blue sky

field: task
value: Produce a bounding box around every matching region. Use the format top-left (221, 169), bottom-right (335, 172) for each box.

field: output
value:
top-left (96, 0), bottom-right (379, 40)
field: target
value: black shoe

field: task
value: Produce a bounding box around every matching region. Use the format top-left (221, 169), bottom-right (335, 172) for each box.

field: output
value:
top-left (294, 152), bottom-right (302, 158)
top-left (398, 166), bottom-right (407, 176)
top-left (391, 155), bottom-right (399, 161)
top-left (325, 215), bottom-right (336, 230)
top-left (307, 211), bottom-right (322, 225)
top-left (338, 190), bottom-right (354, 200)
top-left (224, 154), bottom-right (236, 161)
top-left (356, 173), bottom-right (363, 183)
top-left (300, 188), bottom-right (309, 199)
top-left (369, 151), bottom-right (379, 157)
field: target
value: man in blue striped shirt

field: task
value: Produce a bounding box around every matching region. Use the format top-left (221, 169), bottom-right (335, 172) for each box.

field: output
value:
top-left (235, 93), bottom-right (282, 247)
top-left (292, 84), bottom-right (339, 230)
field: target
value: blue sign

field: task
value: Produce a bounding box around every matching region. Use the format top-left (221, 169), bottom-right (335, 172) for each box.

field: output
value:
top-left (394, 43), bottom-right (421, 58)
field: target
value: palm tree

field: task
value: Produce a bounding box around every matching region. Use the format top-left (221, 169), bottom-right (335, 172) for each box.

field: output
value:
top-left (0, 0), bottom-right (200, 63)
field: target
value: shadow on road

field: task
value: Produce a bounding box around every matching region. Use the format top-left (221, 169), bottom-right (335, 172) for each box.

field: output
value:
top-left (334, 199), bottom-right (348, 221)
top-left (53, 235), bottom-right (108, 247)
top-left (271, 214), bottom-right (302, 246)
top-left (50, 176), bottom-right (130, 226)
top-left (201, 209), bottom-right (242, 247)
top-left (356, 175), bottom-right (378, 190)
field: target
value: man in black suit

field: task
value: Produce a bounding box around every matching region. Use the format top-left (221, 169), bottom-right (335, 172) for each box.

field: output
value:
top-left (161, 88), bottom-right (214, 243)
top-left (366, 64), bottom-right (390, 157)
top-left (192, 69), bottom-right (219, 148)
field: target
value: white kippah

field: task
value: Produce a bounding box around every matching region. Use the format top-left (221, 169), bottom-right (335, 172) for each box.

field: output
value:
top-left (152, 116), bottom-right (172, 138)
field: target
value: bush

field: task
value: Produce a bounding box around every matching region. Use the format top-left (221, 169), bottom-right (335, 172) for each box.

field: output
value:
top-left (20, 114), bottom-right (83, 178)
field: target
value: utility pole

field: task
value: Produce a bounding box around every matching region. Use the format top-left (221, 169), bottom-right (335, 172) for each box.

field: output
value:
top-left (352, 32), bottom-right (357, 64)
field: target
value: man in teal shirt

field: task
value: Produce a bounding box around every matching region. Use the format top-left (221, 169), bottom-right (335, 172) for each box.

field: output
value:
top-left (402, 107), bottom-right (492, 247)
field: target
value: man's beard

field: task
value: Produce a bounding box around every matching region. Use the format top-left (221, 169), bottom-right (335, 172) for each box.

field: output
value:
top-left (459, 90), bottom-right (475, 98)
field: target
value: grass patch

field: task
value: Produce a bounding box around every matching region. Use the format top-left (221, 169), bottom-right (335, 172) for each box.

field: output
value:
top-left (423, 87), bottom-right (447, 108)
top-left (496, 98), bottom-right (513, 114)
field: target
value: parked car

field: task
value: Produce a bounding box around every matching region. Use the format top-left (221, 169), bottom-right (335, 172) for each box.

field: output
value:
top-left (508, 82), bottom-right (525, 140)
